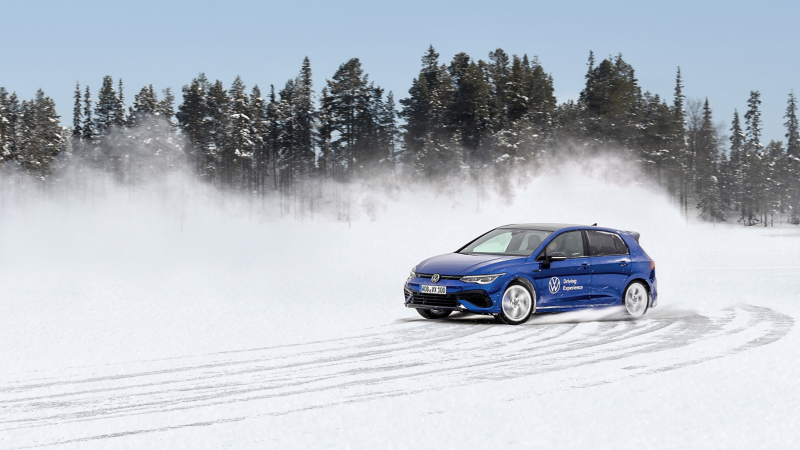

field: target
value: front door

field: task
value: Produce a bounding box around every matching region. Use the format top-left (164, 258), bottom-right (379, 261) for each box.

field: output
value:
top-left (533, 231), bottom-right (592, 309)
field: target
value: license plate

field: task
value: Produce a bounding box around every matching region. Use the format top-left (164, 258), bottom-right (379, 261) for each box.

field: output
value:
top-left (421, 285), bottom-right (446, 295)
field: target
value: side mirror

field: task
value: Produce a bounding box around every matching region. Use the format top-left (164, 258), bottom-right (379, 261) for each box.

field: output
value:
top-left (547, 252), bottom-right (568, 261)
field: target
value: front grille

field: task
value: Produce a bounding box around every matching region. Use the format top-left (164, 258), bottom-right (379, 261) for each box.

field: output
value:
top-left (416, 273), bottom-right (462, 280)
top-left (404, 289), bottom-right (492, 309)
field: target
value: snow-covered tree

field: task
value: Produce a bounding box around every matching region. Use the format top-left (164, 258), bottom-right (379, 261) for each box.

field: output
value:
top-left (113, 79), bottom-right (126, 127)
top-left (729, 110), bottom-right (745, 213)
top-left (95, 75), bottom-right (118, 136)
top-left (228, 75), bottom-right (253, 186)
top-left (0, 88), bottom-right (20, 165)
top-left (784, 91), bottom-right (800, 223)
top-left (17, 90), bottom-right (63, 177)
top-left (447, 53), bottom-right (490, 167)
top-left (741, 91), bottom-right (764, 225)
top-left (82, 86), bottom-right (94, 143)
top-left (72, 82), bottom-right (82, 140)
top-left (177, 74), bottom-right (212, 175)
top-left (249, 85), bottom-right (270, 194)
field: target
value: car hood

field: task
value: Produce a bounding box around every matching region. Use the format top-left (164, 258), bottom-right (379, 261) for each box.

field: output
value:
top-left (416, 253), bottom-right (524, 276)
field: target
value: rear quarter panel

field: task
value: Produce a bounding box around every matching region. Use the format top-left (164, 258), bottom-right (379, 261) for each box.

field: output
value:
top-left (620, 232), bottom-right (658, 306)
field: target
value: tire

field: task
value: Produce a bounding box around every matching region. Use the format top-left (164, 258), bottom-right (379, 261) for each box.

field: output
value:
top-left (498, 283), bottom-right (535, 325)
top-left (623, 281), bottom-right (649, 319)
top-left (417, 308), bottom-right (453, 319)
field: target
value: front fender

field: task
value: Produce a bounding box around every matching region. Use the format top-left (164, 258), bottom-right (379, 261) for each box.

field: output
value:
top-left (501, 275), bottom-right (538, 312)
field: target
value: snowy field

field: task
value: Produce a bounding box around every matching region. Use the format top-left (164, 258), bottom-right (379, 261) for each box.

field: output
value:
top-left (1, 166), bottom-right (799, 449)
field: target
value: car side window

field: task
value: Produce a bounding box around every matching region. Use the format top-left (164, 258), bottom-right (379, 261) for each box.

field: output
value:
top-left (587, 231), bottom-right (629, 256)
top-left (537, 231), bottom-right (585, 259)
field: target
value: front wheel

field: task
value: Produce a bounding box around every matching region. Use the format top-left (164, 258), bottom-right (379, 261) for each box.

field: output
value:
top-left (417, 308), bottom-right (452, 319)
top-left (498, 283), bottom-right (535, 325)
top-left (623, 281), bottom-right (649, 319)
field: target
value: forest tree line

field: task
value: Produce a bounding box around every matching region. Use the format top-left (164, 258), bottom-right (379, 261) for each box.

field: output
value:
top-left (1, 46), bottom-right (799, 224)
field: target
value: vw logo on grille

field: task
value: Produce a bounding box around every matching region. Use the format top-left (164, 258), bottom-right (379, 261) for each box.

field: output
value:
top-left (548, 277), bottom-right (561, 294)
top-left (431, 274), bottom-right (441, 283)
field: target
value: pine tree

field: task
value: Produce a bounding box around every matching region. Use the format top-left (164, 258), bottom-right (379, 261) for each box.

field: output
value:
top-left (742, 91), bottom-right (764, 225)
top-left (276, 79), bottom-right (296, 193)
top-left (326, 57), bottom-right (371, 178)
top-left (129, 85), bottom-right (159, 127)
top-left (266, 85), bottom-right (280, 189)
top-left (0, 88), bottom-right (20, 165)
top-left (400, 46), bottom-right (455, 177)
top-left (82, 86), bottom-right (94, 143)
top-left (72, 82), bottom-right (82, 140)
top-left (379, 91), bottom-right (399, 172)
top-left (784, 91), bottom-right (800, 223)
top-left (17, 90), bottom-right (63, 177)
top-left (487, 48), bottom-right (511, 132)
top-left (765, 140), bottom-right (788, 225)
top-left (787, 91), bottom-right (800, 159)
top-left (206, 79), bottom-right (231, 182)
top-left (729, 110), bottom-right (745, 210)
top-left (696, 175), bottom-right (725, 223)
top-left (113, 79), bottom-right (126, 127)
top-left (671, 68), bottom-right (689, 215)
top-left (579, 54), bottom-right (643, 149)
top-left (447, 53), bottom-right (490, 167)
top-left (522, 55), bottom-right (556, 131)
top-left (695, 99), bottom-right (724, 222)
top-left (228, 75), bottom-right (253, 187)
top-left (177, 74), bottom-right (211, 175)
top-left (95, 75), bottom-right (118, 136)
top-left (694, 99), bottom-right (717, 194)
top-left (293, 57), bottom-right (317, 176)
top-left (157, 88), bottom-right (175, 125)
top-left (399, 73), bottom-right (430, 164)
top-left (638, 92), bottom-right (672, 181)
top-left (317, 86), bottom-right (335, 179)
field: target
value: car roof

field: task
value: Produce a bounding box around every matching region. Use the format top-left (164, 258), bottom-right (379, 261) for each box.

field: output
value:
top-left (497, 223), bottom-right (585, 231)
top-left (498, 223), bottom-right (636, 236)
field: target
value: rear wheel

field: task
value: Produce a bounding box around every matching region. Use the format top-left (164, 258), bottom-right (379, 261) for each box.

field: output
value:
top-left (417, 308), bottom-right (452, 319)
top-left (498, 283), bottom-right (534, 325)
top-left (623, 281), bottom-right (649, 319)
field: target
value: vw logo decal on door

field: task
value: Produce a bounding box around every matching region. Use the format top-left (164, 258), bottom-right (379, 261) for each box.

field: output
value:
top-left (548, 277), bottom-right (561, 294)
top-left (431, 274), bottom-right (440, 283)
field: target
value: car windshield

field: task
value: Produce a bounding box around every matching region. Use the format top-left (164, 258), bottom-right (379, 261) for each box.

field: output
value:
top-left (458, 229), bottom-right (553, 257)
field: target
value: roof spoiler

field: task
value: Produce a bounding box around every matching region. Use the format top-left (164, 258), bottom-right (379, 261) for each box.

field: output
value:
top-left (632, 232), bottom-right (640, 243)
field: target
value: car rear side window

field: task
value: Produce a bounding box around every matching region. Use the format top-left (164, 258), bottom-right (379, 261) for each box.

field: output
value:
top-left (587, 231), bottom-right (629, 256)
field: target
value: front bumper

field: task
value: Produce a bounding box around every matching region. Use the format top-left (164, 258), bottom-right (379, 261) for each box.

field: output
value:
top-left (403, 284), bottom-right (495, 314)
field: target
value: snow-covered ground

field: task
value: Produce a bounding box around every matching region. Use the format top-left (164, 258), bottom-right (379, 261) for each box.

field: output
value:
top-left (1, 167), bottom-right (799, 449)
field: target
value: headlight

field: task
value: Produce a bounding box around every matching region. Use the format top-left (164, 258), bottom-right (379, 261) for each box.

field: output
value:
top-left (407, 267), bottom-right (417, 281)
top-left (460, 273), bottom-right (505, 284)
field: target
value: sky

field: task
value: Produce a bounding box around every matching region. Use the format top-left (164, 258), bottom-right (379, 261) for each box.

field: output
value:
top-left (1, 0), bottom-right (798, 144)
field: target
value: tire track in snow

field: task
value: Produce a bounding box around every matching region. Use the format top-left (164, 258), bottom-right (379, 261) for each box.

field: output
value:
top-left (0, 305), bottom-right (792, 448)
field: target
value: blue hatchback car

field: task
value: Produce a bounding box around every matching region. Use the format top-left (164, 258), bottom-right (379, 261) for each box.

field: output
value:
top-left (404, 224), bottom-right (657, 324)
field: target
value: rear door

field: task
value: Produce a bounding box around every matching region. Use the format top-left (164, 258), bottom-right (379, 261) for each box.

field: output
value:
top-left (585, 230), bottom-right (631, 304)
top-left (533, 231), bottom-right (592, 309)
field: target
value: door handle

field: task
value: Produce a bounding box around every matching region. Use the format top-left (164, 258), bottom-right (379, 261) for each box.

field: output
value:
top-left (580, 264), bottom-right (590, 269)
top-left (619, 262), bottom-right (628, 266)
